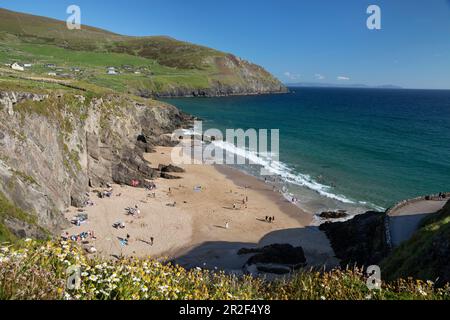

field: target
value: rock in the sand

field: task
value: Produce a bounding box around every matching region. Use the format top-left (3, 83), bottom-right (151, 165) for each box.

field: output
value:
top-left (240, 244), bottom-right (307, 275)
top-left (158, 164), bottom-right (185, 173)
top-left (319, 210), bottom-right (349, 219)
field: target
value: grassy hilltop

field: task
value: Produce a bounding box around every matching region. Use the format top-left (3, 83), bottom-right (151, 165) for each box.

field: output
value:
top-left (0, 8), bottom-right (286, 97)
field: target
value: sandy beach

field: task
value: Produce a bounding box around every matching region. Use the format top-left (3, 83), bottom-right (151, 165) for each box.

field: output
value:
top-left (64, 145), bottom-right (338, 272)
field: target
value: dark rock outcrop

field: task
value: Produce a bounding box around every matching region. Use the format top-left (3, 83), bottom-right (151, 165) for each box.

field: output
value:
top-left (319, 211), bottom-right (349, 219)
top-left (240, 244), bottom-right (307, 275)
top-left (319, 211), bottom-right (390, 267)
top-left (158, 164), bottom-right (185, 173)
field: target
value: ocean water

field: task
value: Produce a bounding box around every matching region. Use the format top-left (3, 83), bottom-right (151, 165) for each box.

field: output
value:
top-left (163, 88), bottom-right (450, 215)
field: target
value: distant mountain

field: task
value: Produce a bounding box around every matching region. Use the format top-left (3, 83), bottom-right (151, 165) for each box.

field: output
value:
top-left (286, 82), bottom-right (403, 89)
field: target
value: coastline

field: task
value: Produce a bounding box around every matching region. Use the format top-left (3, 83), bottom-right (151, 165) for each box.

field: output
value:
top-left (63, 146), bottom-right (338, 272)
top-left (154, 89), bottom-right (290, 99)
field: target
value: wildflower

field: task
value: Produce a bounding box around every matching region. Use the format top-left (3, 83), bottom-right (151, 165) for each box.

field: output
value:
top-left (63, 292), bottom-right (73, 300)
top-left (158, 285), bottom-right (168, 293)
top-left (89, 275), bottom-right (98, 282)
top-left (418, 287), bottom-right (427, 296)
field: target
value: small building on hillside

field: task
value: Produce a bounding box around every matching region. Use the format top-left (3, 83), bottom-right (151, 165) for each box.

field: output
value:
top-left (107, 67), bottom-right (118, 75)
top-left (11, 63), bottom-right (24, 71)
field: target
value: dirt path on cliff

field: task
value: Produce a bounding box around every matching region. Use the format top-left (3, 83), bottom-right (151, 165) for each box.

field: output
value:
top-left (389, 200), bottom-right (447, 247)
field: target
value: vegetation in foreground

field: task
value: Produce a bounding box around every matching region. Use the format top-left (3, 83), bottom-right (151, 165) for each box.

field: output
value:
top-left (0, 240), bottom-right (448, 300)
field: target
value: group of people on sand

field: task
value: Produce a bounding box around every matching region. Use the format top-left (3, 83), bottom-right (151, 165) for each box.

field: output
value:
top-left (126, 205), bottom-right (141, 216)
top-left (145, 182), bottom-right (157, 190)
top-left (232, 196), bottom-right (249, 210)
top-left (62, 230), bottom-right (95, 242)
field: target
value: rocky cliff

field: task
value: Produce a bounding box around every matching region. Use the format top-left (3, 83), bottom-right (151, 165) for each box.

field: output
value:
top-left (319, 211), bottom-right (391, 268)
top-left (0, 90), bottom-right (192, 239)
top-left (142, 54), bottom-right (288, 98)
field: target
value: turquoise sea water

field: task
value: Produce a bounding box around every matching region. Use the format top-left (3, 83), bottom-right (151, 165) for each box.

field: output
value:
top-left (164, 88), bottom-right (450, 214)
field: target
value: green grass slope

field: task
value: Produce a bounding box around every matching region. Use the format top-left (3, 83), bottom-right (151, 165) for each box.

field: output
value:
top-left (382, 200), bottom-right (450, 287)
top-left (0, 8), bottom-right (285, 96)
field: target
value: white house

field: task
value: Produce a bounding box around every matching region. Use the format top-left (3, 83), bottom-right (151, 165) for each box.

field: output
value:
top-left (107, 69), bottom-right (118, 75)
top-left (11, 63), bottom-right (24, 71)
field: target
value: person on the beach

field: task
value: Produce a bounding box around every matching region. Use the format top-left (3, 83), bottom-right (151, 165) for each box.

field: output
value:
top-left (225, 222), bottom-right (229, 229)
top-left (272, 216), bottom-right (275, 223)
top-left (150, 237), bottom-right (154, 246)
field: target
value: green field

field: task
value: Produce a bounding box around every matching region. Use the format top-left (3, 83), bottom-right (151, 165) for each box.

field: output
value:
top-left (0, 41), bottom-right (215, 94)
top-left (0, 8), bottom-right (283, 96)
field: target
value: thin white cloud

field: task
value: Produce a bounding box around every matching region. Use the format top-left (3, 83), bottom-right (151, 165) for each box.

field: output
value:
top-left (314, 73), bottom-right (325, 80)
top-left (337, 76), bottom-right (350, 81)
top-left (284, 72), bottom-right (301, 80)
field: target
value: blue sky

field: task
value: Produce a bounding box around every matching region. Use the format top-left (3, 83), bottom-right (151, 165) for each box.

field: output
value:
top-left (1, 0), bottom-right (450, 89)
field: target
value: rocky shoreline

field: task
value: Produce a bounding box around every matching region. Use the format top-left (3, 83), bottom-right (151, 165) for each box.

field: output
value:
top-left (138, 85), bottom-right (289, 99)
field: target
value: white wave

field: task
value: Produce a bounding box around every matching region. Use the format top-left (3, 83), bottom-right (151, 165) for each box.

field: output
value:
top-left (210, 139), bottom-right (384, 210)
